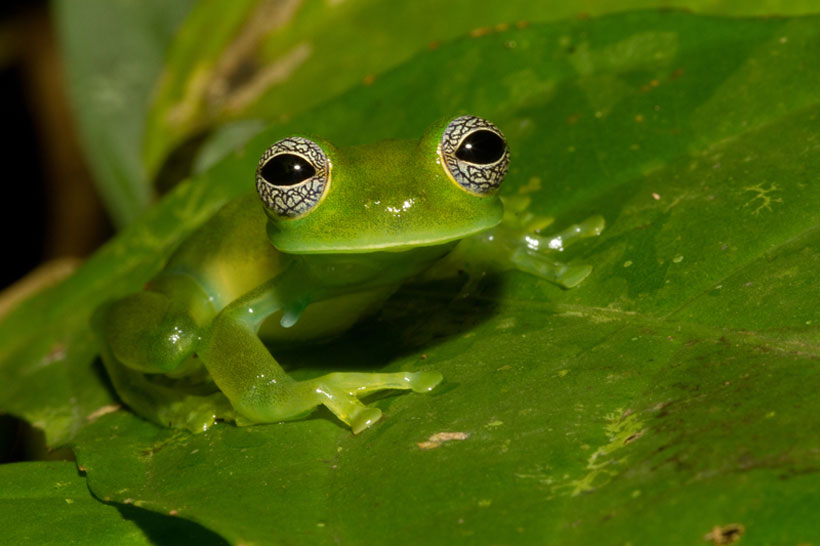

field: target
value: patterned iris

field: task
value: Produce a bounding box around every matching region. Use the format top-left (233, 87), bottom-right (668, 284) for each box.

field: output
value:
top-left (256, 137), bottom-right (331, 218)
top-left (439, 116), bottom-right (509, 195)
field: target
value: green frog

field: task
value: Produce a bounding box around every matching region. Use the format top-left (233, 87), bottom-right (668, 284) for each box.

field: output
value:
top-left (96, 116), bottom-right (603, 434)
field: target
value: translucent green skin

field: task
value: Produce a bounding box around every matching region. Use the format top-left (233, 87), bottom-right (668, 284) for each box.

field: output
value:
top-left (95, 119), bottom-right (504, 434)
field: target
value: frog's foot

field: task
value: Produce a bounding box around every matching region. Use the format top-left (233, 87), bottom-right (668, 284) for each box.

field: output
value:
top-left (244, 370), bottom-right (443, 434)
top-left (348, 406), bottom-right (383, 435)
top-left (162, 392), bottom-right (235, 433)
top-left (316, 370), bottom-right (442, 433)
top-left (511, 249), bottom-right (593, 288)
top-left (532, 214), bottom-right (605, 252)
top-left (510, 214), bottom-right (605, 288)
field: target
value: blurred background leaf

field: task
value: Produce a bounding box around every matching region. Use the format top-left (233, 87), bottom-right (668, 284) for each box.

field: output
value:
top-left (54, 0), bottom-right (820, 226)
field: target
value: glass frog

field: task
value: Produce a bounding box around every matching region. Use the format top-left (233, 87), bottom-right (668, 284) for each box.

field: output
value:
top-left (95, 116), bottom-right (603, 434)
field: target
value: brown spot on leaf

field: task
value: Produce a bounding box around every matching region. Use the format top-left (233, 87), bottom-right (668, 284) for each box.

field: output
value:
top-left (640, 79), bottom-right (660, 93)
top-left (45, 343), bottom-right (67, 364)
top-left (623, 430), bottom-right (644, 444)
top-left (86, 404), bottom-right (121, 423)
top-left (703, 523), bottom-right (745, 545)
top-left (417, 431), bottom-right (469, 450)
top-left (470, 26), bottom-right (491, 38)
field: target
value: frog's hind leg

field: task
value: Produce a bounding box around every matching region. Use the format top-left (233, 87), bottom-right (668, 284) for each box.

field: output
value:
top-left (98, 348), bottom-right (234, 432)
top-left (93, 304), bottom-right (233, 432)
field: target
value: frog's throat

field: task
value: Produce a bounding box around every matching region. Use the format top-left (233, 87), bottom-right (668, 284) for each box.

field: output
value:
top-left (267, 217), bottom-right (502, 254)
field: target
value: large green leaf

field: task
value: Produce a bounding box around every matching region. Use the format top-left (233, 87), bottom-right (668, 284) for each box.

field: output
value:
top-left (0, 461), bottom-right (227, 545)
top-left (19, 11), bottom-right (813, 544)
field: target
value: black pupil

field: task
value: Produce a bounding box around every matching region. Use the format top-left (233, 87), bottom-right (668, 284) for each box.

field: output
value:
top-left (261, 153), bottom-right (316, 186)
top-left (455, 130), bottom-right (505, 164)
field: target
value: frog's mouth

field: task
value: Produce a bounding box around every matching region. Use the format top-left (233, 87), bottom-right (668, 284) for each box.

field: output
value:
top-left (268, 215), bottom-right (501, 254)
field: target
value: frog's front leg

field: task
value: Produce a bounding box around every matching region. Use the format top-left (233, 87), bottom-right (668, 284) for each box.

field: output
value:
top-left (199, 280), bottom-right (442, 434)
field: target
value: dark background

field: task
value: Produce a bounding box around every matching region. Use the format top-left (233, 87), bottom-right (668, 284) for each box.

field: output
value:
top-left (0, 0), bottom-right (109, 291)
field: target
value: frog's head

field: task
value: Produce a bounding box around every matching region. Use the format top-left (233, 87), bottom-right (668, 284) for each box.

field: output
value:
top-left (255, 116), bottom-right (509, 254)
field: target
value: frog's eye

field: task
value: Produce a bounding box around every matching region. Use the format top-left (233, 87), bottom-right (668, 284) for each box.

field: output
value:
top-left (438, 115), bottom-right (509, 196)
top-left (256, 136), bottom-right (331, 218)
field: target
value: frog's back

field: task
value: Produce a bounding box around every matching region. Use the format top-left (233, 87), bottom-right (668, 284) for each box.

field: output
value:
top-left (161, 193), bottom-right (285, 310)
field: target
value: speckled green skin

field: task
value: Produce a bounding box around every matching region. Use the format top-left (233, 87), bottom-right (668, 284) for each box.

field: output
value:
top-left (96, 119), bottom-right (503, 434)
